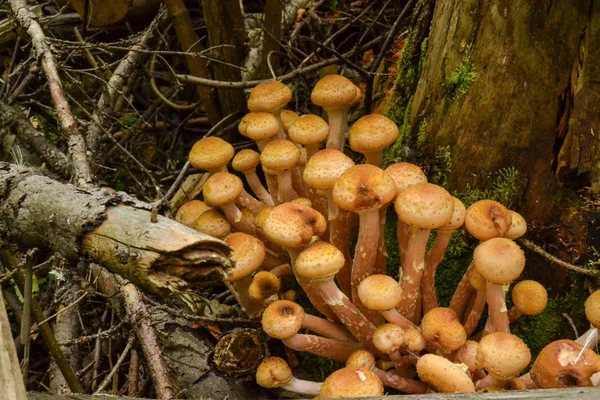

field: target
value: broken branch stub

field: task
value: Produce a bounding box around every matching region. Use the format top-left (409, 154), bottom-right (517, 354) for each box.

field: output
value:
top-left (0, 163), bottom-right (231, 297)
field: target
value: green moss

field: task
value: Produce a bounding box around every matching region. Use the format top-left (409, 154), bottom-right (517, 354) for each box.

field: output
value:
top-left (299, 353), bottom-right (343, 382)
top-left (445, 44), bottom-right (476, 100)
top-left (416, 119), bottom-right (429, 150)
top-left (429, 145), bottom-right (452, 187)
top-left (419, 37), bottom-right (429, 71)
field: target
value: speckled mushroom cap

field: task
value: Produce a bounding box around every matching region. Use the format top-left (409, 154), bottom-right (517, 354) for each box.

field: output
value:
top-left (417, 354), bottom-right (475, 393)
top-left (477, 332), bottom-right (531, 379)
top-left (348, 114), bottom-right (399, 154)
top-left (248, 271), bottom-right (281, 301)
top-left (262, 202), bottom-right (327, 248)
top-left (288, 114), bottom-right (329, 146)
top-left (261, 300), bottom-right (304, 339)
top-left (256, 357), bottom-right (293, 388)
top-left (223, 232), bottom-right (266, 281)
top-left (467, 267), bottom-right (487, 293)
top-left (473, 237), bottom-right (525, 285)
top-left (454, 341), bottom-right (483, 372)
top-left (280, 110), bottom-right (299, 133)
top-left (345, 350), bottom-right (376, 370)
top-left (260, 139), bottom-right (301, 171)
top-left (505, 210), bottom-right (527, 239)
top-left (248, 80), bottom-right (292, 113)
top-left (232, 149), bottom-right (260, 172)
top-left (464, 199), bottom-right (513, 241)
top-left (372, 323), bottom-right (405, 353)
top-left (292, 197), bottom-right (312, 208)
top-left (441, 197), bottom-right (466, 230)
top-left (194, 209), bottom-right (231, 237)
top-left (188, 136), bottom-right (234, 171)
top-left (421, 307), bottom-right (466, 352)
top-left (176, 200), bottom-right (211, 227)
top-left (404, 327), bottom-right (426, 352)
top-left (238, 112), bottom-right (281, 141)
top-left (384, 162), bottom-right (428, 196)
top-left (303, 149), bottom-right (355, 190)
top-left (585, 290), bottom-right (600, 328)
top-left (357, 274), bottom-right (403, 311)
top-left (203, 172), bottom-right (243, 206)
top-left (294, 241), bottom-right (345, 280)
top-left (394, 182), bottom-right (454, 229)
top-left (332, 164), bottom-right (396, 213)
top-left (512, 280), bottom-right (548, 316)
top-left (311, 74), bottom-right (361, 111)
top-left (319, 367), bottom-right (383, 398)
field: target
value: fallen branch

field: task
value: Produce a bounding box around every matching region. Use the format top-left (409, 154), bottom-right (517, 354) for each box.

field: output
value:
top-left (0, 288), bottom-right (27, 400)
top-left (518, 238), bottom-right (600, 277)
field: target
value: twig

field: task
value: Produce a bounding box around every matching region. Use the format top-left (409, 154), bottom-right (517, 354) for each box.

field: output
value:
top-left (95, 334), bottom-right (135, 394)
top-left (59, 321), bottom-right (124, 347)
top-left (518, 238), bottom-right (600, 277)
top-left (19, 249), bottom-right (34, 380)
top-left (0, 287), bottom-right (27, 400)
top-left (128, 349), bottom-right (140, 397)
top-left (1, 36), bottom-right (21, 98)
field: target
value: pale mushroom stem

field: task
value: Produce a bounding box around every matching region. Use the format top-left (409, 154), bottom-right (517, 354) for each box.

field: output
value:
top-left (486, 281), bottom-right (510, 333)
top-left (268, 263), bottom-right (292, 277)
top-left (284, 379), bottom-right (322, 396)
top-left (291, 167), bottom-right (308, 198)
top-left (374, 368), bottom-right (428, 394)
top-left (398, 228), bottom-right (431, 323)
top-left (274, 113), bottom-right (287, 139)
top-left (463, 291), bottom-right (486, 337)
top-left (365, 151), bottom-right (383, 167)
top-left (282, 334), bottom-right (364, 362)
top-left (352, 209), bottom-right (382, 324)
top-left (276, 170), bottom-right (299, 203)
top-left (303, 314), bottom-right (358, 343)
top-left (421, 230), bottom-right (453, 313)
top-left (374, 210), bottom-right (388, 278)
top-left (243, 171), bottom-right (274, 206)
top-left (397, 219), bottom-right (411, 266)
top-left (306, 144), bottom-right (320, 160)
top-left (381, 308), bottom-right (417, 330)
top-left (327, 190), bottom-right (352, 296)
top-left (325, 108), bottom-right (349, 151)
top-left (220, 202), bottom-right (255, 234)
top-left (238, 189), bottom-right (265, 214)
top-left (449, 261), bottom-right (476, 319)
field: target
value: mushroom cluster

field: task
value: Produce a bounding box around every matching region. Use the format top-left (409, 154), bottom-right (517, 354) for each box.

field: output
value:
top-left (179, 76), bottom-right (600, 397)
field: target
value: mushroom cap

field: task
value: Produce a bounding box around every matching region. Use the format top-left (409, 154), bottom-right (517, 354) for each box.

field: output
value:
top-left (416, 354), bottom-right (475, 393)
top-left (357, 274), bottom-right (403, 311)
top-left (467, 267), bottom-right (487, 293)
top-left (464, 200), bottom-right (513, 241)
top-left (319, 367), bottom-right (383, 398)
top-left (505, 210), bottom-right (527, 239)
top-left (531, 339), bottom-right (600, 389)
top-left (249, 271), bottom-right (281, 301)
top-left (511, 280), bottom-right (548, 316)
top-left (311, 74), bottom-right (361, 111)
top-left (394, 183), bottom-right (454, 229)
top-left (348, 114), bottom-right (399, 154)
top-left (585, 290), bottom-right (600, 328)
top-left (345, 349), bottom-right (376, 370)
top-left (473, 237), bottom-right (525, 284)
top-left (232, 149), bottom-right (260, 172)
top-left (194, 209), bottom-right (231, 237)
top-left (404, 327), bottom-right (426, 352)
top-left (261, 300), bottom-right (304, 339)
top-left (332, 164), bottom-right (396, 212)
top-left (421, 307), bottom-right (466, 352)
top-left (256, 357), bottom-right (293, 388)
top-left (248, 80), bottom-right (292, 113)
top-left (189, 137), bottom-right (234, 171)
top-left (280, 110), bottom-right (299, 133)
top-left (260, 139), bottom-right (301, 171)
top-left (477, 332), bottom-right (531, 379)
top-left (203, 172), bottom-right (243, 206)
top-left (441, 197), bottom-right (466, 231)
top-left (238, 112), bottom-right (281, 141)
top-left (262, 202), bottom-right (327, 248)
top-left (176, 200), bottom-right (211, 227)
top-left (372, 323), bottom-right (405, 353)
top-left (288, 114), bottom-right (329, 146)
top-left (384, 162), bottom-right (428, 196)
top-left (454, 341), bottom-right (483, 372)
top-left (294, 241), bottom-right (345, 280)
top-left (223, 232), bottom-right (266, 281)
top-left (303, 149), bottom-right (355, 190)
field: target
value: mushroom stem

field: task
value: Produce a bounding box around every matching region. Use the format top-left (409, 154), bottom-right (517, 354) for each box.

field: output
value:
top-left (291, 167), bottom-right (308, 198)
top-left (397, 219), bottom-right (411, 265)
top-left (237, 189), bottom-right (265, 214)
top-left (325, 108), bottom-right (349, 151)
top-left (283, 379), bottom-right (322, 396)
top-left (507, 306), bottom-right (523, 323)
top-left (328, 197), bottom-right (352, 296)
top-left (422, 230), bottom-right (453, 313)
top-left (274, 113), bottom-right (286, 139)
top-left (220, 202), bottom-right (255, 234)
top-left (449, 262), bottom-right (476, 319)
top-left (226, 276), bottom-right (265, 319)
top-left (463, 291), bottom-right (486, 337)
top-left (475, 373), bottom-right (508, 392)
top-left (365, 151), bottom-right (383, 167)
top-left (486, 281), bottom-right (510, 333)
top-left (276, 170), bottom-right (298, 203)
top-left (303, 314), bottom-right (358, 343)
top-left (243, 171), bottom-right (274, 206)
top-left (381, 309), bottom-right (417, 330)
top-left (282, 334), bottom-right (363, 362)
top-left (398, 228), bottom-right (431, 323)
top-left (374, 368), bottom-right (428, 394)
top-left (268, 263), bottom-right (292, 278)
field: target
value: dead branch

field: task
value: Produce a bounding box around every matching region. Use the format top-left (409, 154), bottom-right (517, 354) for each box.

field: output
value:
top-left (0, 288), bottom-right (27, 400)
top-left (518, 238), bottom-right (600, 277)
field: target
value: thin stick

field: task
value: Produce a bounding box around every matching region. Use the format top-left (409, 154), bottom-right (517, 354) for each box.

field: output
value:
top-left (518, 238), bottom-right (600, 277)
top-left (94, 334), bottom-right (135, 394)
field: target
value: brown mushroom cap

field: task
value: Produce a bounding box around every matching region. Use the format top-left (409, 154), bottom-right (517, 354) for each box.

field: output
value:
top-left (294, 241), bottom-right (345, 280)
top-left (203, 172), bottom-right (243, 206)
top-left (416, 354), bottom-right (475, 393)
top-left (288, 114), bottom-right (330, 146)
top-left (511, 280), bottom-right (548, 316)
top-left (238, 112), bottom-right (281, 141)
top-left (505, 210), bottom-right (527, 239)
top-left (585, 290), bottom-right (600, 328)
top-left (346, 349), bottom-right (376, 370)
top-left (441, 197), bottom-right (466, 230)
top-left (467, 267), bottom-right (487, 293)
top-left (262, 202), bottom-right (327, 248)
top-left (260, 139), bottom-right (301, 171)
top-left (404, 327), bottom-right (426, 352)
top-left (303, 149), bottom-right (355, 190)
top-left (256, 357), bottom-right (293, 388)
top-left (348, 114), bottom-right (399, 154)
top-left (249, 271), bottom-right (281, 301)
top-left (248, 80), bottom-right (292, 113)
top-left (319, 367), bottom-right (384, 398)
top-left (261, 300), bottom-right (305, 339)
top-left (421, 308), bottom-right (466, 352)
top-left (394, 183), bottom-right (454, 229)
top-left (194, 209), bottom-right (232, 237)
top-left (464, 200), bottom-right (513, 241)
top-left (176, 200), bottom-right (211, 227)
top-left (223, 232), bottom-right (266, 281)
top-left (332, 164), bottom-right (396, 212)
top-left (232, 149), bottom-right (261, 172)
top-left (473, 237), bottom-right (526, 284)
top-left (372, 323), bottom-right (405, 353)
top-left (384, 162), bottom-right (428, 195)
top-left (357, 274), bottom-right (403, 311)
top-left (189, 137), bottom-right (234, 171)
top-left (311, 75), bottom-right (361, 111)
top-left (280, 110), bottom-right (299, 133)
top-left (477, 332), bottom-right (531, 379)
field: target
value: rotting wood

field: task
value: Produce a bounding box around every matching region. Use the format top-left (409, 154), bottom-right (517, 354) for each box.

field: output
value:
top-left (0, 289), bottom-right (27, 400)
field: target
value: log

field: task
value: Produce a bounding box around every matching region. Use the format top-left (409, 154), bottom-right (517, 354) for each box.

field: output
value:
top-left (0, 163), bottom-right (231, 297)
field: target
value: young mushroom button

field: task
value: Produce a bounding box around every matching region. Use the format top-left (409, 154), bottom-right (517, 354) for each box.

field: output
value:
top-left (238, 112), bottom-right (281, 150)
top-left (348, 114), bottom-right (399, 167)
top-left (247, 80), bottom-right (292, 138)
top-left (319, 367), bottom-right (384, 398)
top-left (232, 149), bottom-right (274, 206)
top-left (256, 357), bottom-right (322, 395)
top-left (260, 139), bottom-right (301, 203)
top-left (188, 136), bottom-right (234, 173)
top-left (203, 172), bottom-right (254, 234)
